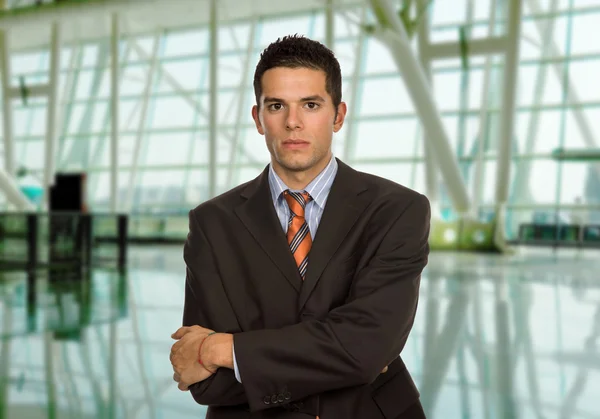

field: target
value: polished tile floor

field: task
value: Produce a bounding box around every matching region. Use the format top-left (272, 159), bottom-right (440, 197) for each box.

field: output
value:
top-left (1, 245), bottom-right (599, 418)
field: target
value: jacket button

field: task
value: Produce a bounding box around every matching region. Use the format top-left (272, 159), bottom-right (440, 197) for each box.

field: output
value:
top-left (271, 395), bottom-right (278, 404)
top-left (263, 396), bottom-right (271, 405)
top-left (284, 392), bottom-right (291, 400)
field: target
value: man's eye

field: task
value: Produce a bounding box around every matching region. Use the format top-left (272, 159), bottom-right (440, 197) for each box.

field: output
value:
top-left (305, 102), bottom-right (319, 110)
top-left (268, 104), bottom-right (282, 111)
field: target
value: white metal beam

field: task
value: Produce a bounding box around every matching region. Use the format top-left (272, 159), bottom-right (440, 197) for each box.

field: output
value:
top-left (341, 6), bottom-right (367, 163)
top-left (325, 0), bottom-right (334, 50)
top-left (128, 40), bottom-right (263, 168)
top-left (225, 21), bottom-right (256, 189)
top-left (416, 0), bottom-right (439, 207)
top-left (7, 83), bottom-right (50, 98)
top-left (208, 0), bottom-right (218, 198)
top-left (472, 0), bottom-right (499, 214)
top-left (0, 301), bottom-right (13, 419)
top-left (527, 0), bottom-right (600, 176)
top-left (511, 0), bottom-right (561, 207)
top-left (125, 35), bottom-right (160, 213)
top-left (426, 36), bottom-right (508, 60)
top-left (42, 22), bottom-right (61, 211)
top-left (494, 0), bottom-right (524, 248)
top-left (110, 13), bottom-right (120, 213)
top-left (0, 29), bottom-right (15, 177)
top-left (369, 0), bottom-right (471, 213)
top-left (0, 152), bottom-right (35, 210)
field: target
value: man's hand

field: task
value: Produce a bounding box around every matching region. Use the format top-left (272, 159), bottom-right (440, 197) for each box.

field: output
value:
top-left (170, 325), bottom-right (215, 391)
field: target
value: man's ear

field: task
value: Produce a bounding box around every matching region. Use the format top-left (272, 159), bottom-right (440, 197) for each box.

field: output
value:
top-left (252, 105), bottom-right (264, 135)
top-left (333, 102), bottom-right (347, 133)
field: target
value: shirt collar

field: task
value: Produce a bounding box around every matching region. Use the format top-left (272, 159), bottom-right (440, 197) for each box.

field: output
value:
top-left (268, 155), bottom-right (338, 210)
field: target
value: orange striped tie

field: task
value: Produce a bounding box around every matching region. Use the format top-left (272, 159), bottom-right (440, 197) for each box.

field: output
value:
top-left (283, 190), bottom-right (312, 279)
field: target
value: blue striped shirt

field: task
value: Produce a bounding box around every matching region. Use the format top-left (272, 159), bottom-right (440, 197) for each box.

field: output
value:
top-left (232, 155), bottom-right (338, 383)
top-left (268, 155), bottom-right (339, 240)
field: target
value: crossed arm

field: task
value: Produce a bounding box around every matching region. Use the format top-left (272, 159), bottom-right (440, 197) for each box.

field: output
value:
top-left (170, 193), bottom-right (431, 413)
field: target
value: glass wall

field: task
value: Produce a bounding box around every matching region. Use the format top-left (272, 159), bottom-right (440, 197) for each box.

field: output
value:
top-left (1, 1), bottom-right (599, 236)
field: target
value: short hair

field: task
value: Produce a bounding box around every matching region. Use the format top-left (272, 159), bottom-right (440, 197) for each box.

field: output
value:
top-left (253, 34), bottom-right (342, 110)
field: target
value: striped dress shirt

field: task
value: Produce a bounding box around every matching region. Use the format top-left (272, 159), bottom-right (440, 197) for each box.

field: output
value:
top-left (268, 155), bottom-right (339, 240)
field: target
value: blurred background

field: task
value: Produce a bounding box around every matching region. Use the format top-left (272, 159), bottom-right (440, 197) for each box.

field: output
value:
top-left (0, 0), bottom-right (599, 418)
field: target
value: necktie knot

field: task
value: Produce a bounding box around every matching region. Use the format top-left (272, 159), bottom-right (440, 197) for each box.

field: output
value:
top-left (283, 190), bottom-right (311, 218)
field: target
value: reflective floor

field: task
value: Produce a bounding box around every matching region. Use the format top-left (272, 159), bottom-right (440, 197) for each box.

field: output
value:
top-left (1, 245), bottom-right (599, 418)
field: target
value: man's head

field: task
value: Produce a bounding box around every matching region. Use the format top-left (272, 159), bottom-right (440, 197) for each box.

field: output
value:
top-left (253, 34), bottom-right (342, 111)
top-left (251, 35), bottom-right (347, 188)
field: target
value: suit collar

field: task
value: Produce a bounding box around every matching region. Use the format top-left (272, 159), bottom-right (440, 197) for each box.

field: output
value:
top-left (236, 159), bottom-right (370, 311)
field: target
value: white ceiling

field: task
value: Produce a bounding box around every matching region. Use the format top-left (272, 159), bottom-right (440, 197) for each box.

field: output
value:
top-left (0, 0), bottom-right (366, 51)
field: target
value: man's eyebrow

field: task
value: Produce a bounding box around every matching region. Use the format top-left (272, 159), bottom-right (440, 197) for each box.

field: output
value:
top-left (263, 96), bottom-right (285, 103)
top-left (263, 95), bottom-right (327, 103)
top-left (300, 95), bottom-right (326, 102)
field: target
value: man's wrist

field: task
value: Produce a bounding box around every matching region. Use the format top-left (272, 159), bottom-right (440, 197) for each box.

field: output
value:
top-left (203, 333), bottom-right (234, 370)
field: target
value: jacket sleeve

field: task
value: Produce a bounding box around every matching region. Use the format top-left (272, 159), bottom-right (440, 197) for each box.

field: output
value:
top-left (182, 208), bottom-right (247, 407)
top-left (233, 193), bottom-right (431, 413)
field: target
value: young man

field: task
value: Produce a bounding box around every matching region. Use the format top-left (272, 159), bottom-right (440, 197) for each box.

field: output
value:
top-left (170, 35), bottom-right (430, 419)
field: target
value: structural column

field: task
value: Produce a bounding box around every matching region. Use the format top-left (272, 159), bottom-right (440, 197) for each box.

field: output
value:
top-left (208, 0), bottom-right (218, 198)
top-left (368, 0), bottom-right (471, 213)
top-left (472, 0), bottom-right (499, 214)
top-left (226, 22), bottom-right (256, 189)
top-left (494, 0), bottom-right (523, 243)
top-left (511, 0), bottom-right (560, 206)
top-left (44, 22), bottom-right (61, 210)
top-left (416, 0), bottom-right (439, 208)
top-left (0, 29), bottom-right (14, 177)
top-left (110, 14), bottom-right (120, 213)
top-left (527, 0), bottom-right (600, 177)
top-left (325, 0), bottom-right (335, 50)
top-left (126, 35), bottom-right (161, 212)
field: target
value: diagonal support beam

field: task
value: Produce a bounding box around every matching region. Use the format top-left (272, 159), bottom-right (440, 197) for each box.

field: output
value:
top-left (511, 0), bottom-right (560, 208)
top-left (368, 0), bottom-right (471, 213)
top-left (526, 0), bottom-right (600, 177)
top-left (129, 40), bottom-right (263, 169)
top-left (125, 34), bottom-right (161, 213)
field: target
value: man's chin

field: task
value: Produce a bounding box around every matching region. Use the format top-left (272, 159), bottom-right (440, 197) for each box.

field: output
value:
top-left (276, 156), bottom-right (316, 172)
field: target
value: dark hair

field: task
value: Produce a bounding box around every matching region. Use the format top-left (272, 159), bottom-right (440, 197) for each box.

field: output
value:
top-left (253, 34), bottom-right (342, 110)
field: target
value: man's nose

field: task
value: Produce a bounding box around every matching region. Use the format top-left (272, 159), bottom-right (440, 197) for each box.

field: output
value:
top-left (286, 107), bottom-right (303, 130)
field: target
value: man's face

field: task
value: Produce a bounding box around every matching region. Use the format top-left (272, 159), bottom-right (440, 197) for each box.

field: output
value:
top-left (252, 67), bottom-right (346, 175)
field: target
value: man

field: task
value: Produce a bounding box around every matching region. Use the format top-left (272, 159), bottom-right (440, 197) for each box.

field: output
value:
top-left (170, 35), bottom-right (430, 419)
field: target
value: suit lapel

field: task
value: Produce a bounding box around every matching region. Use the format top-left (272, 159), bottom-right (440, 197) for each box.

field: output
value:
top-left (298, 160), bottom-right (370, 312)
top-left (234, 167), bottom-right (303, 293)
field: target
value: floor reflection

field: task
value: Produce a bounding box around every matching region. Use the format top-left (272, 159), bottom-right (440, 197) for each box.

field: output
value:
top-left (0, 246), bottom-right (599, 418)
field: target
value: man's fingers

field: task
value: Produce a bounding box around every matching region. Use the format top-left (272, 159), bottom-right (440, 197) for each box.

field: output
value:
top-left (170, 340), bottom-right (183, 356)
top-left (171, 327), bottom-right (190, 339)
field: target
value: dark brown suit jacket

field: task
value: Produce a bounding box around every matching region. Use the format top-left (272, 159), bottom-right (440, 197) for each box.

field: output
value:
top-left (182, 159), bottom-right (430, 419)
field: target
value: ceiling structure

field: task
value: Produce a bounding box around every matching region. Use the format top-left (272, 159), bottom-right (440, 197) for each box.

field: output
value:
top-left (0, 0), bottom-right (364, 51)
